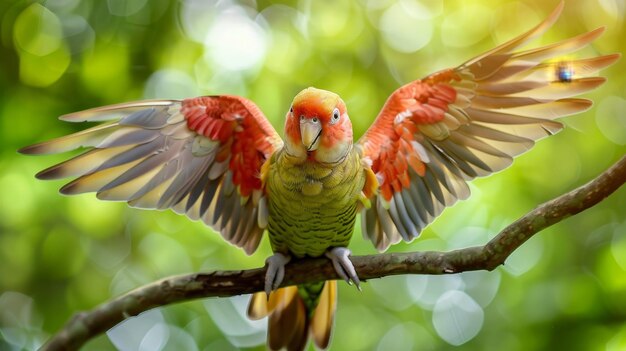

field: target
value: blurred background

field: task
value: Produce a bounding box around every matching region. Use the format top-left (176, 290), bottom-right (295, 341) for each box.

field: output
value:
top-left (1, 0), bottom-right (625, 350)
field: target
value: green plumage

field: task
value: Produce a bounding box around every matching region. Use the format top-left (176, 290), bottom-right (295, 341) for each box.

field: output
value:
top-left (265, 146), bottom-right (365, 314)
top-left (298, 282), bottom-right (327, 318)
top-left (266, 147), bottom-right (365, 258)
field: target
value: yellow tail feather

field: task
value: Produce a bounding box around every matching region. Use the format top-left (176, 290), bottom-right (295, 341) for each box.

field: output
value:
top-left (247, 281), bottom-right (337, 351)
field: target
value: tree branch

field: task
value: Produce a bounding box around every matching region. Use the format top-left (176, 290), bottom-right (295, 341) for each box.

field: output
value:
top-left (41, 156), bottom-right (626, 351)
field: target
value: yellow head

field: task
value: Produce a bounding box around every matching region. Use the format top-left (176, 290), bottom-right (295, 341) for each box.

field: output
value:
top-left (284, 87), bottom-right (353, 163)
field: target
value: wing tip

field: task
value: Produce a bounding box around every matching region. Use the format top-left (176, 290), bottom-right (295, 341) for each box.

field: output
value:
top-left (59, 100), bottom-right (177, 122)
top-left (562, 98), bottom-right (593, 111)
top-left (577, 76), bottom-right (607, 88)
top-left (18, 143), bottom-right (46, 155)
top-left (553, 0), bottom-right (565, 18)
top-left (582, 100), bottom-right (594, 112)
top-left (58, 113), bottom-right (82, 122)
top-left (538, 0), bottom-right (564, 35)
top-left (59, 109), bottom-right (97, 122)
top-left (17, 145), bottom-right (33, 155)
top-left (588, 25), bottom-right (607, 39)
top-left (604, 52), bottom-right (622, 66)
top-left (35, 167), bottom-right (61, 180)
top-left (60, 181), bottom-right (80, 195)
top-left (59, 111), bottom-right (111, 122)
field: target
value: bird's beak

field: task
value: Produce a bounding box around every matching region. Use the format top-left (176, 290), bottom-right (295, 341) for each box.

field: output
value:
top-left (300, 120), bottom-right (322, 151)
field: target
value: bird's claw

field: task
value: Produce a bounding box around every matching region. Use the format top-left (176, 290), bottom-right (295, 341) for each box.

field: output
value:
top-left (264, 252), bottom-right (291, 296)
top-left (325, 247), bottom-right (361, 290)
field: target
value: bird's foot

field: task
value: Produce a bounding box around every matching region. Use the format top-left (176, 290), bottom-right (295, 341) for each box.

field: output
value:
top-left (264, 252), bottom-right (291, 296)
top-left (325, 247), bottom-right (361, 290)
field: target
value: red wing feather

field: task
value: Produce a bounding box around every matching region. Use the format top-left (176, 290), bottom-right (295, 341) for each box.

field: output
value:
top-left (357, 1), bottom-right (619, 251)
top-left (182, 96), bottom-right (280, 198)
top-left (20, 96), bottom-right (283, 255)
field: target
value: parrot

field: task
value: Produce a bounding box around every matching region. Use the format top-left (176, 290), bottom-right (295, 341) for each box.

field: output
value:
top-left (19, 2), bottom-right (619, 350)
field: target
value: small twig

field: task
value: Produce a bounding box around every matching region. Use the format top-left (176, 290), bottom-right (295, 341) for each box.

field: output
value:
top-left (41, 156), bottom-right (626, 351)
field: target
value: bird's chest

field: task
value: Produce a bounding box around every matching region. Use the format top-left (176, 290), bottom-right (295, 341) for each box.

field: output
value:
top-left (271, 162), bottom-right (349, 203)
top-left (266, 153), bottom-right (364, 257)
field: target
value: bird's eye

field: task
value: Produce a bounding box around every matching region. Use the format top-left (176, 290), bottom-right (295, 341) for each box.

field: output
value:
top-left (290, 106), bottom-right (293, 114)
top-left (330, 108), bottom-right (341, 124)
top-left (312, 117), bottom-right (319, 123)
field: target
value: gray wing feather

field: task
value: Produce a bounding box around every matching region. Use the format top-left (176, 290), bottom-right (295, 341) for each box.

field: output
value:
top-left (23, 100), bottom-right (272, 255)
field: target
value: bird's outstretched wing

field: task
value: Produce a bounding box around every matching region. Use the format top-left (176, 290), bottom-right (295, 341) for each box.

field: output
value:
top-left (357, 1), bottom-right (619, 251)
top-left (19, 96), bottom-right (283, 254)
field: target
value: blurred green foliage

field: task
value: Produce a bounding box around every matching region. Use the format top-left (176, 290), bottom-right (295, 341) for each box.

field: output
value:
top-left (1, 0), bottom-right (625, 350)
